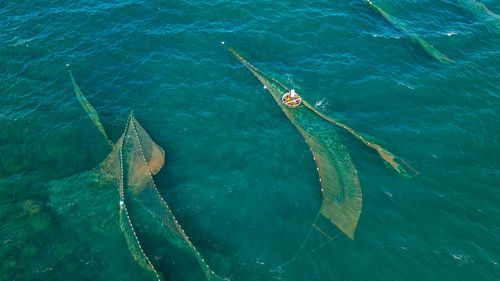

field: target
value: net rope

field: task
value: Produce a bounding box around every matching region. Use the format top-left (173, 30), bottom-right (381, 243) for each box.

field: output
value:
top-left (279, 231), bottom-right (343, 269)
top-left (127, 115), bottom-right (228, 281)
top-left (118, 129), bottom-right (162, 281)
top-left (103, 114), bottom-right (228, 281)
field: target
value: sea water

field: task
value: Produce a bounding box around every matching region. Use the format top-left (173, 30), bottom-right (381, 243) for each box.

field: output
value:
top-left (1, 0), bottom-right (498, 280)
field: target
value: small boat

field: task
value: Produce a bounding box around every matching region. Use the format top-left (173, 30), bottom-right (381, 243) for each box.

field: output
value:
top-left (281, 89), bottom-right (302, 108)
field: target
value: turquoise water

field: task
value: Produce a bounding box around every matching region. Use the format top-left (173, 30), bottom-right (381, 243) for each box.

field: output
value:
top-left (1, 0), bottom-right (499, 280)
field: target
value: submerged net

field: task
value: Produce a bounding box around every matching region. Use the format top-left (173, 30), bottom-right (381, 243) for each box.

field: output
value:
top-left (52, 114), bottom-right (227, 281)
top-left (301, 102), bottom-right (416, 175)
top-left (118, 114), bottom-right (228, 281)
top-left (364, 0), bottom-right (454, 64)
top-left (457, 0), bottom-right (500, 34)
top-left (49, 121), bottom-right (162, 281)
top-left (49, 171), bottom-right (159, 281)
top-left (225, 45), bottom-right (361, 239)
top-left (53, 73), bottom-right (228, 280)
top-left (69, 70), bottom-right (113, 146)
top-left (224, 44), bottom-right (416, 238)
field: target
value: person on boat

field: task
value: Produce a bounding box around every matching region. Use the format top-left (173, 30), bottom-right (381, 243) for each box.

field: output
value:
top-left (285, 89), bottom-right (297, 102)
top-left (283, 89), bottom-right (302, 107)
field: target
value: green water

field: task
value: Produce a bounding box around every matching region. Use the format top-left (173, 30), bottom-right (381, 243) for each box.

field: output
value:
top-left (1, 0), bottom-right (499, 280)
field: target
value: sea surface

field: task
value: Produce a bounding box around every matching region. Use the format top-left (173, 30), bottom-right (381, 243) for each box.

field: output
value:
top-left (1, 0), bottom-right (499, 280)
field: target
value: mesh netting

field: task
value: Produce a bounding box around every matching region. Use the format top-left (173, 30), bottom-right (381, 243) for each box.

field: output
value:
top-left (51, 73), bottom-right (228, 280)
top-left (364, 0), bottom-right (454, 64)
top-left (49, 129), bottom-right (162, 281)
top-left (224, 44), bottom-right (416, 238)
top-left (68, 70), bottom-right (114, 146)
top-left (225, 45), bottom-right (361, 239)
top-left (118, 115), bottom-right (228, 281)
top-left (457, 0), bottom-right (500, 34)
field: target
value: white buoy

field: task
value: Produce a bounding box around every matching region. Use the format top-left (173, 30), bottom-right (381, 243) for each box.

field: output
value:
top-left (221, 41), bottom-right (225, 45)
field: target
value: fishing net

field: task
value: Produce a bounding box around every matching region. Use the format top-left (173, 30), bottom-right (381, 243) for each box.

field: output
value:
top-left (50, 73), bottom-right (228, 281)
top-left (225, 45), bottom-right (361, 238)
top-left (457, 0), bottom-right (500, 34)
top-left (364, 0), bottom-right (454, 64)
top-left (49, 129), bottom-right (162, 281)
top-left (69, 70), bottom-right (113, 146)
top-left (224, 44), bottom-right (416, 239)
top-left (118, 115), bottom-right (227, 281)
